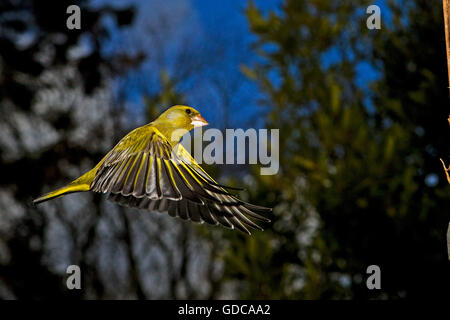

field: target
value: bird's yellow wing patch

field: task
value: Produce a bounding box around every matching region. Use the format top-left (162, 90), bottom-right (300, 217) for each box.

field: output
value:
top-left (91, 125), bottom-right (180, 200)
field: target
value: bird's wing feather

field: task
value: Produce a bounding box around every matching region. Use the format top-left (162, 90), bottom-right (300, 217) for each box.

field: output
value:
top-left (91, 126), bottom-right (271, 234)
top-left (108, 193), bottom-right (269, 234)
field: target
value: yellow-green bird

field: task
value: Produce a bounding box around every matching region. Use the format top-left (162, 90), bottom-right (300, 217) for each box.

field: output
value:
top-left (33, 105), bottom-right (271, 234)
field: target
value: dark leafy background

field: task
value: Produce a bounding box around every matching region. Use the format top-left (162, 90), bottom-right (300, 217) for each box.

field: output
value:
top-left (0, 0), bottom-right (448, 299)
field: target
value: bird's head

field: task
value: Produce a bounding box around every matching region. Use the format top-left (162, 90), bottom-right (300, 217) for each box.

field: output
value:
top-left (153, 105), bottom-right (209, 144)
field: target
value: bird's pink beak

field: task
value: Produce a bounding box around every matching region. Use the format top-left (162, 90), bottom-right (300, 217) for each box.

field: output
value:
top-left (191, 114), bottom-right (209, 127)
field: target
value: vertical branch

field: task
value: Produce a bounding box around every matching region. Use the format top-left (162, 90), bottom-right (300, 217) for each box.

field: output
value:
top-left (442, 1), bottom-right (450, 260)
top-left (448, 222), bottom-right (450, 261)
top-left (444, 0), bottom-right (450, 95)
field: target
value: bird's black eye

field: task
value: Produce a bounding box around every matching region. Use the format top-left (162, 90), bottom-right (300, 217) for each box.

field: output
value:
top-left (185, 109), bottom-right (192, 115)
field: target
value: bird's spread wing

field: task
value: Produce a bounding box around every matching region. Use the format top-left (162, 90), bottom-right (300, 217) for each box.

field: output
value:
top-left (90, 126), bottom-right (271, 234)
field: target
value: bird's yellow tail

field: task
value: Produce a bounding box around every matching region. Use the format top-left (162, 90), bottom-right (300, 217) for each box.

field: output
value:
top-left (33, 168), bottom-right (98, 205)
top-left (33, 182), bottom-right (91, 205)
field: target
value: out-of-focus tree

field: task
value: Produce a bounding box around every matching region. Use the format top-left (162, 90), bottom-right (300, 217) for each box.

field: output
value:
top-left (0, 0), bottom-right (259, 300)
top-left (368, 0), bottom-right (450, 297)
top-left (217, 0), bottom-right (450, 299)
top-left (0, 0), bottom-right (143, 299)
top-left (4, 0), bottom-right (447, 301)
top-left (109, 0), bottom-right (267, 299)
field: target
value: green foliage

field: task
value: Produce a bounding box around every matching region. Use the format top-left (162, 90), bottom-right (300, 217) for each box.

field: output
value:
top-left (2, 0), bottom-right (448, 300)
top-left (143, 71), bottom-right (187, 121)
top-left (218, 0), bottom-right (450, 299)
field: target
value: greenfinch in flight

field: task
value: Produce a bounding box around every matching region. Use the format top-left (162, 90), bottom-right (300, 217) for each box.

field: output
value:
top-left (34, 105), bottom-right (271, 234)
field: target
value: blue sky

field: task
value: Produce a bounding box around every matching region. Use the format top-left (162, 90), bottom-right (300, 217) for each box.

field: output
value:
top-left (93, 0), bottom-right (383, 126)
top-left (93, 0), bottom-right (283, 127)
